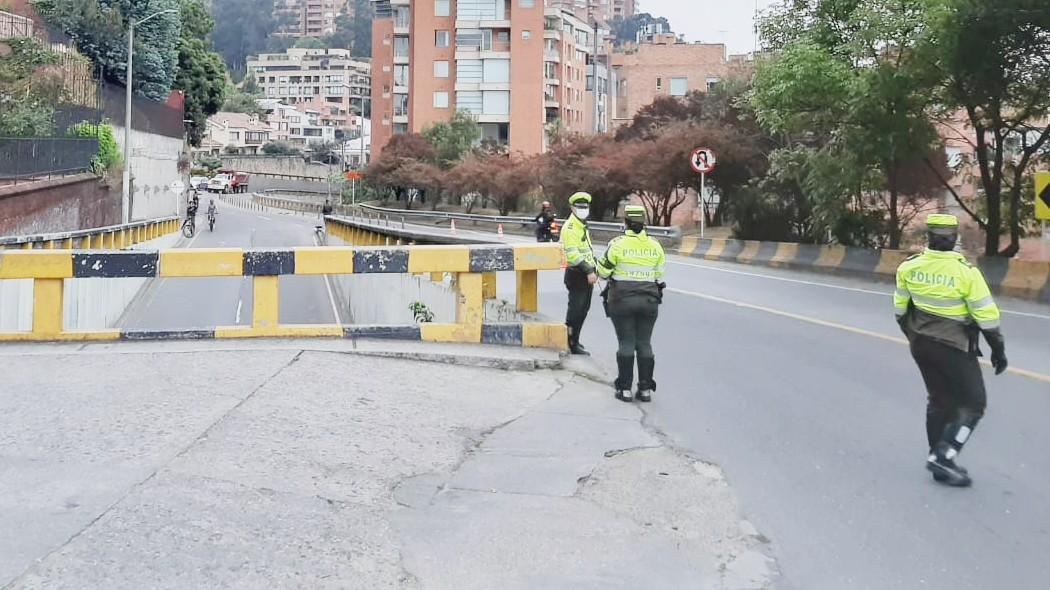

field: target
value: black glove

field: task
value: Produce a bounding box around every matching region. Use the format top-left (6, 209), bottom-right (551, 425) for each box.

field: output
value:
top-left (983, 329), bottom-right (1008, 375)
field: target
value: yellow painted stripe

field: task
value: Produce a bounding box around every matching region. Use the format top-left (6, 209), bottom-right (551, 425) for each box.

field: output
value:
top-left (738, 241), bottom-right (762, 263)
top-left (666, 287), bottom-right (1050, 384)
top-left (159, 249), bottom-right (243, 277)
top-left (0, 251), bottom-right (73, 279)
top-left (296, 247), bottom-right (355, 275)
top-left (420, 323), bottom-right (482, 344)
top-left (214, 325), bottom-right (344, 339)
top-left (770, 242), bottom-right (799, 266)
top-left (522, 323), bottom-right (568, 351)
top-left (814, 245), bottom-right (847, 269)
top-left (513, 244), bottom-right (564, 271)
top-left (1001, 259), bottom-right (1050, 297)
top-left (875, 250), bottom-right (911, 277)
top-left (0, 330), bottom-right (120, 342)
top-left (678, 236), bottom-right (699, 257)
top-left (703, 239), bottom-right (727, 261)
top-left (408, 246), bottom-right (470, 273)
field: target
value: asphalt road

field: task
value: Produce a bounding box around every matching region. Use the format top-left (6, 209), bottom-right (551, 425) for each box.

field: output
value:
top-left (122, 202), bottom-right (339, 331)
top-left (529, 249), bottom-right (1050, 590)
top-left (124, 208), bottom-right (1050, 588)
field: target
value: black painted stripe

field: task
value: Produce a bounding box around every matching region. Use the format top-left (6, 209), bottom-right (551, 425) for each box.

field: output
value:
top-left (73, 252), bottom-right (158, 278)
top-left (721, 240), bottom-right (746, 261)
top-left (482, 323), bottom-right (523, 346)
top-left (244, 250), bottom-right (295, 276)
top-left (353, 249), bottom-right (410, 273)
top-left (344, 325), bottom-right (422, 340)
top-left (840, 248), bottom-right (881, 276)
top-left (470, 246), bottom-right (515, 272)
top-left (691, 239), bottom-right (713, 259)
top-left (121, 330), bottom-right (216, 341)
top-left (754, 242), bottom-right (779, 263)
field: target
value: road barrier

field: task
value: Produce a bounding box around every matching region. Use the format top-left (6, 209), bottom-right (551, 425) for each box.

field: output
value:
top-left (0, 243), bottom-right (568, 349)
top-left (0, 216), bottom-right (180, 250)
top-left (679, 237), bottom-right (1050, 303)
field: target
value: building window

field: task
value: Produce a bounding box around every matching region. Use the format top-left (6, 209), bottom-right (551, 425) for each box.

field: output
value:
top-left (435, 0), bottom-right (450, 17)
top-left (483, 59), bottom-right (510, 83)
top-left (656, 77), bottom-right (662, 90)
top-left (434, 91), bottom-right (450, 109)
top-left (482, 91), bottom-right (510, 116)
top-left (394, 37), bottom-right (409, 57)
top-left (670, 77), bottom-right (688, 97)
top-left (522, 30), bottom-right (531, 40)
top-left (434, 60), bottom-right (450, 78)
top-left (394, 65), bottom-right (409, 87)
top-left (520, 0), bottom-right (535, 7)
top-left (394, 123), bottom-right (409, 134)
top-left (436, 30), bottom-right (450, 48)
top-left (394, 94), bottom-right (409, 117)
top-left (707, 77), bottom-right (721, 91)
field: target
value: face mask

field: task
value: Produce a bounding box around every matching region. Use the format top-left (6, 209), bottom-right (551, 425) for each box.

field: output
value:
top-left (573, 207), bottom-right (590, 220)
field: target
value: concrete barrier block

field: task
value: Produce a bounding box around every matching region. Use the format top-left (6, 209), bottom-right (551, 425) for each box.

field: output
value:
top-left (1000, 259), bottom-right (1050, 299)
top-left (408, 246), bottom-right (470, 273)
top-left (0, 251), bottom-right (73, 279)
top-left (513, 244), bottom-right (563, 271)
top-left (159, 249), bottom-right (243, 277)
top-left (295, 247), bottom-right (355, 276)
top-left (523, 323), bottom-right (568, 351)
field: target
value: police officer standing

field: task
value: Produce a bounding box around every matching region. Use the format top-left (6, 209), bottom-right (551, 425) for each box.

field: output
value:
top-left (560, 192), bottom-right (597, 355)
top-left (895, 214), bottom-right (1007, 487)
top-left (597, 205), bottom-right (666, 402)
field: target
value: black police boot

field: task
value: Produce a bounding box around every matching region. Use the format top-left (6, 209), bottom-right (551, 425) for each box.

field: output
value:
top-left (615, 355), bottom-right (634, 402)
top-left (927, 446), bottom-right (972, 487)
top-left (567, 324), bottom-right (590, 356)
top-left (636, 356), bottom-right (655, 403)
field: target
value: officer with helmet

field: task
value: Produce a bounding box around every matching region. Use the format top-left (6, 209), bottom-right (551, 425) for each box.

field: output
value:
top-left (534, 200), bottom-right (556, 242)
top-left (597, 205), bottom-right (666, 402)
top-left (560, 192), bottom-right (597, 355)
top-left (895, 213), bottom-right (1007, 487)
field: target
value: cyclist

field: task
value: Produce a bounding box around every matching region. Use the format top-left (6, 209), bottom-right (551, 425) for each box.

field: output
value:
top-left (207, 199), bottom-right (217, 230)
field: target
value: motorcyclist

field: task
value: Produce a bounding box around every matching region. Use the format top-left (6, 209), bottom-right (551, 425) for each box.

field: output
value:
top-left (534, 201), bottom-right (556, 242)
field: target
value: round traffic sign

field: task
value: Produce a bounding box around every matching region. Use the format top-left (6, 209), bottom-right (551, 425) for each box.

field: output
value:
top-left (690, 148), bottom-right (717, 174)
top-left (169, 180), bottom-right (186, 194)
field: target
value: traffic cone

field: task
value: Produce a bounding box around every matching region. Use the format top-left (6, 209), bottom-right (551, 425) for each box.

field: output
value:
top-left (450, 219), bottom-right (457, 235)
top-left (497, 223), bottom-right (504, 237)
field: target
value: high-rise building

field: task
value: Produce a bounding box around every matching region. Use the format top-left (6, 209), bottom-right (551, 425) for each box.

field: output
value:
top-left (247, 48), bottom-right (371, 137)
top-left (546, 0), bottom-right (635, 24)
top-left (370, 0), bottom-right (612, 157)
top-left (274, 0), bottom-right (349, 38)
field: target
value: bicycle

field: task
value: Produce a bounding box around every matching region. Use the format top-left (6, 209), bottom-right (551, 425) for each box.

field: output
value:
top-left (181, 215), bottom-right (196, 238)
top-left (208, 210), bottom-right (216, 232)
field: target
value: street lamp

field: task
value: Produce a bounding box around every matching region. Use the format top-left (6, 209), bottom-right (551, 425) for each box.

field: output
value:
top-left (122, 8), bottom-right (178, 224)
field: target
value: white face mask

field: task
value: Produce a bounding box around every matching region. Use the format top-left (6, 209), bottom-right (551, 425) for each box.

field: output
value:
top-left (573, 207), bottom-right (590, 220)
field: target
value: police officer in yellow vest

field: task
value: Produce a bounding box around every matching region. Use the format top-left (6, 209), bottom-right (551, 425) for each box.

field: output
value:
top-left (597, 206), bottom-right (666, 402)
top-left (560, 191), bottom-right (598, 355)
top-left (895, 213), bottom-right (1007, 487)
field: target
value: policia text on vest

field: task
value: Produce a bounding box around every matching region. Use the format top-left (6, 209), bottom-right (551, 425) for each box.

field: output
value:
top-left (597, 205), bottom-right (666, 404)
top-left (894, 214), bottom-right (1007, 488)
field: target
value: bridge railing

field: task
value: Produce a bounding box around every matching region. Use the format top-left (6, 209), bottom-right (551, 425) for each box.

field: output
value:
top-left (0, 216), bottom-right (180, 250)
top-left (0, 244), bottom-right (568, 349)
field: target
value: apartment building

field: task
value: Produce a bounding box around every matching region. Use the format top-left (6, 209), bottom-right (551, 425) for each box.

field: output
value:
top-left (370, 0), bottom-right (611, 157)
top-left (611, 35), bottom-right (752, 127)
top-left (274, 0), bottom-right (348, 37)
top-left (247, 48), bottom-right (371, 136)
top-left (547, 0), bottom-right (634, 23)
top-left (196, 112), bottom-right (273, 156)
top-left (258, 99), bottom-right (339, 147)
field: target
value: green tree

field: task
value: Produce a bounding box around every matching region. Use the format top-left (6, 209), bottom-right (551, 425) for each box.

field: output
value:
top-left (0, 37), bottom-right (65, 136)
top-left (294, 36), bottom-right (326, 49)
top-left (211, 0), bottom-right (277, 78)
top-left (422, 110), bottom-right (482, 169)
top-left (322, 11), bottom-right (355, 50)
top-left (174, 0), bottom-right (227, 146)
top-left (34, 0), bottom-right (182, 100)
top-left (610, 13), bottom-right (673, 46)
top-left (261, 140), bottom-right (301, 155)
top-left (924, 0), bottom-right (1050, 256)
top-left (350, 0), bottom-right (372, 58)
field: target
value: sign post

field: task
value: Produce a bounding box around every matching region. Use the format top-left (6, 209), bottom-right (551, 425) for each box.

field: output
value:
top-left (1036, 172), bottom-right (1050, 260)
top-left (690, 148), bottom-right (717, 238)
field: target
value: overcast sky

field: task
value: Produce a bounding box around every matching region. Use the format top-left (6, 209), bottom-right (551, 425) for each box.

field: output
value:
top-left (636, 0), bottom-right (778, 54)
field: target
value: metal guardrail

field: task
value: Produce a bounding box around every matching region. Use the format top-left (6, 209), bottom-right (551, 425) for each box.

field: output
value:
top-left (0, 216), bottom-right (181, 249)
top-left (0, 137), bottom-right (99, 184)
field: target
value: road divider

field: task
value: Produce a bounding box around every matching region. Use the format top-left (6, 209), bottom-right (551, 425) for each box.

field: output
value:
top-left (0, 216), bottom-right (181, 251)
top-left (0, 243), bottom-right (568, 350)
top-left (678, 238), bottom-right (1050, 303)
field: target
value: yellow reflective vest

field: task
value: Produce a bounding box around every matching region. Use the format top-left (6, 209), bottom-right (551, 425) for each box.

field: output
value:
top-left (597, 230), bottom-right (666, 282)
top-left (894, 249), bottom-right (1001, 351)
top-left (560, 214), bottom-right (595, 273)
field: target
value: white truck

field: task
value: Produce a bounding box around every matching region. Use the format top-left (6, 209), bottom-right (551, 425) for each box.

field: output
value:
top-left (207, 173), bottom-right (233, 193)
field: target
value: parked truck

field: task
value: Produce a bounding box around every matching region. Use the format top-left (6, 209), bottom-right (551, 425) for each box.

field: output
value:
top-left (206, 170), bottom-right (250, 194)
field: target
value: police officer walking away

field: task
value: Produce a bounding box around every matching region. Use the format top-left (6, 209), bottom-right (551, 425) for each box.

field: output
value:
top-left (894, 214), bottom-right (1007, 487)
top-left (560, 192), bottom-right (597, 355)
top-left (597, 205), bottom-right (666, 402)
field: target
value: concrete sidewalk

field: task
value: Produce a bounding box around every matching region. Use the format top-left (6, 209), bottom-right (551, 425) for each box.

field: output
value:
top-left (0, 340), bottom-right (775, 589)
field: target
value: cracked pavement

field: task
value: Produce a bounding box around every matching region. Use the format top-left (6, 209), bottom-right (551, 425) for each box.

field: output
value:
top-left (0, 342), bottom-right (776, 589)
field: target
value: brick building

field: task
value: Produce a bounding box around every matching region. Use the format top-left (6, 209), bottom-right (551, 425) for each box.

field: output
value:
top-left (274, 0), bottom-right (348, 37)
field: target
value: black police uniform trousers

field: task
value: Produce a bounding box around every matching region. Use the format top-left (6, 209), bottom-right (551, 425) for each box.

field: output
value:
top-left (909, 336), bottom-right (987, 450)
top-left (608, 294), bottom-right (659, 391)
top-left (564, 267), bottom-right (593, 346)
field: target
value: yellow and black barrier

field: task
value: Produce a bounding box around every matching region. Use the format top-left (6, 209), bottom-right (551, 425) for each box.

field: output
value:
top-left (0, 244), bottom-right (568, 349)
top-left (0, 216), bottom-right (181, 251)
top-left (678, 238), bottom-right (1050, 303)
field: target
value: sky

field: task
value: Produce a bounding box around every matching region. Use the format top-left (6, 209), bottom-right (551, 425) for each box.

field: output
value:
top-left (636, 0), bottom-right (778, 54)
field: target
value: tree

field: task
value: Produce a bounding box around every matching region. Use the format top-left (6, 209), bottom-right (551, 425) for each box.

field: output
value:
top-left (174, 0), bottom-right (227, 146)
top-left (539, 134), bottom-right (631, 221)
top-left (925, 0), bottom-right (1050, 256)
top-left (261, 141), bottom-right (301, 155)
top-left (349, 0), bottom-right (373, 58)
top-left (364, 133), bottom-right (438, 203)
top-left (322, 11), bottom-right (355, 50)
top-left (0, 37), bottom-right (67, 136)
top-left (422, 110), bottom-right (482, 169)
top-left (34, 0), bottom-right (182, 100)
top-left (211, 0), bottom-right (277, 78)
top-left (294, 36), bottom-right (326, 49)
top-left (610, 13), bottom-right (673, 46)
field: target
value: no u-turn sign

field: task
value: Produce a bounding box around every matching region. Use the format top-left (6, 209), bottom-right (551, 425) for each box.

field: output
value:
top-left (690, 148), bottom-right (717, 174)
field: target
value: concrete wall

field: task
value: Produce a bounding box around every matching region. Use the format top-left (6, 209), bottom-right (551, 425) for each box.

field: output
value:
top-left (0, 174), bottom-right (121, 237)
top-left (0, 231), bottom-right (181, 332)
top-left (218, 156), bottom-right (331, 180)
top-left (117, 125), bottom-right (185, 221)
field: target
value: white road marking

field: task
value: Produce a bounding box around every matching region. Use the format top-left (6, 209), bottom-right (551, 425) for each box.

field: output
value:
top-left (314, 232), bottom-right (343, 325)
top-left (668, 258), bottom-right (1050, 321)
top-left (235, 299), bottom-right (243, 324)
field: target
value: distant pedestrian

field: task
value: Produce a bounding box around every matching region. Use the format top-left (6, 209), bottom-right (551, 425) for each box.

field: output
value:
top-left (894, 213), bottom-right (1007, 487)
top-left (597, 205), bottom-right (665, 402)
top-left (559, 192), bottom-right (597, 355)
top-left (322, 199), bottom-right (334, 216)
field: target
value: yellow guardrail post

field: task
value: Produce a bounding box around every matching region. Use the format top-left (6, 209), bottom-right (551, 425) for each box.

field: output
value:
top-left (482, 272), bottom-right (497, 300)
top-left (32, 278), bottom-right (64, 338)
top-left (253, 275), bottom-right (280, 331)
top-left (516, 270), bottom-right (538, 313)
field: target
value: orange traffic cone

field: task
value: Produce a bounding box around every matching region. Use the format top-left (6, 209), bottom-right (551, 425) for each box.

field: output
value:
top-left (450, 219), bottom-right (457, 235)
top-left (497, 223), bottom-right (504, 238)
